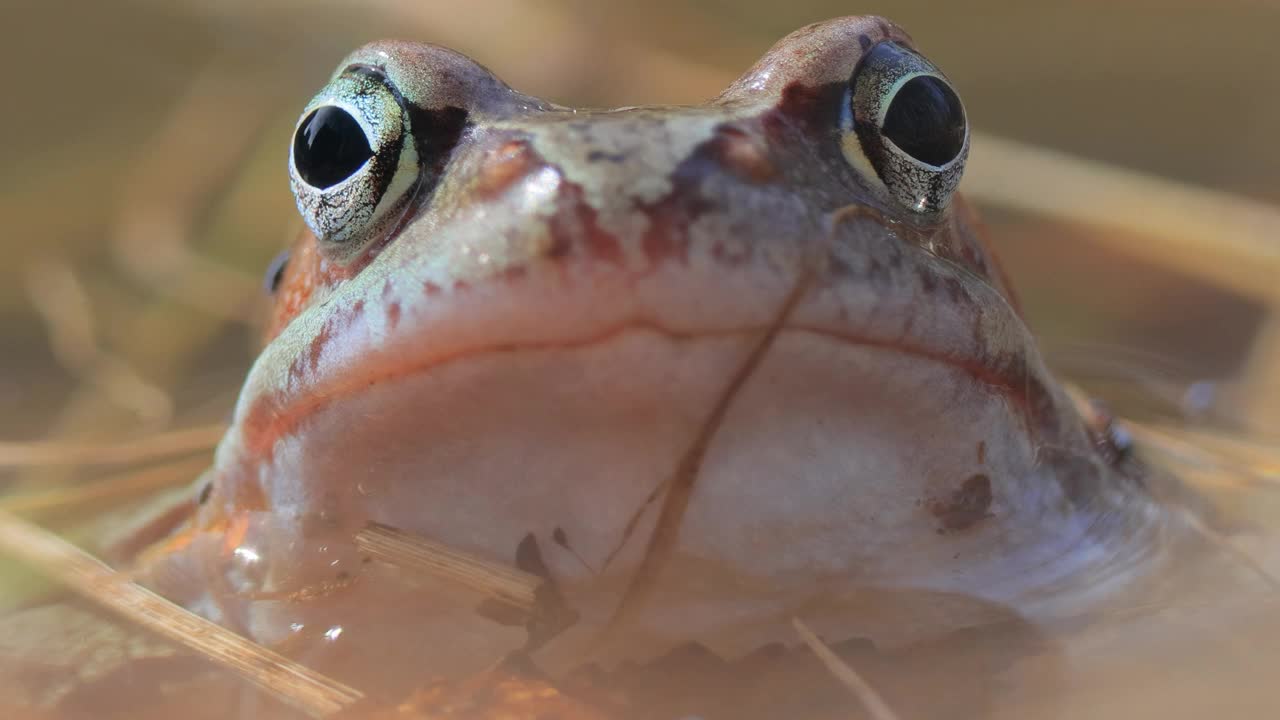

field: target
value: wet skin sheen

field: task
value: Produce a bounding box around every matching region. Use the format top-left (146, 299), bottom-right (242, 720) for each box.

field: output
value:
top-left (128, 16), bottom-right (1189, 693)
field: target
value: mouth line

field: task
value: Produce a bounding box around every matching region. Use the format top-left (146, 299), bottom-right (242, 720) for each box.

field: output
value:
top-left (232, 318), bottom-right (1046, 465)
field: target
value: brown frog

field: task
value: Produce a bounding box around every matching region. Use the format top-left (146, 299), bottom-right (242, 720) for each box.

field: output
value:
top-left (128, 15), bottom-right (1189, 696)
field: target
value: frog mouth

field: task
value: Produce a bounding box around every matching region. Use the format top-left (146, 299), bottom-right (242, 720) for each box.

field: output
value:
top-left (218, 220), bottom-right (1077, 575)
top-left (229, 225), bottom-right (1059, 466)
top-left (201, 226), bottom-right (1174, 676)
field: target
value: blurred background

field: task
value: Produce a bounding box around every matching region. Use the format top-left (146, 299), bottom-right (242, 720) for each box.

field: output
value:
top-left (2, 0), bottom-right (1278, 448)
top-left (0, 0), bottom-right (1278, 716)
top-left (3, 0), bottom-right (1279, 441)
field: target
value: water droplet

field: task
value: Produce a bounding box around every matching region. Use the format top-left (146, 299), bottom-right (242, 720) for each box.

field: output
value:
top-left (233, 546), bottom-right (261, 564)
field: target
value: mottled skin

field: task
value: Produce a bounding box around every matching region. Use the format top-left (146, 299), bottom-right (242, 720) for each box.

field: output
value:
top-left (132, 16), bottom-right (1181, 694)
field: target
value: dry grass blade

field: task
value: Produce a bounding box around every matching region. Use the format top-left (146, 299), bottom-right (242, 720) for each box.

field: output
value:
top-left (965, 132), bottom-right (1280, 306)
top-left (24, 260), bottom-right (174, 424)
top-left (355, 522), bottom-right (541, 613)
top-left (0, 424), bottom-right (225, 468)
top-left (0, 508), bottom-right (366, 718)
top-left (1130, 423), bottom-right (1280, 486)
top-left (598, 243), bottom-right (816, 644)
top-left (110, 55), bottom-right (272, 323)
top-left (1177, 507), bottom-right (1280, 593)
top-left (0, 456), bottom-right (207, 516)
top-left (792, 617), bottom-right (902, 720)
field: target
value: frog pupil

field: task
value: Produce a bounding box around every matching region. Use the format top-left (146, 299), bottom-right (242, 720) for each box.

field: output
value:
top-left (882, 76), bottom-right (965, 167)
top-left (294, 106), bottom-right (375, 189)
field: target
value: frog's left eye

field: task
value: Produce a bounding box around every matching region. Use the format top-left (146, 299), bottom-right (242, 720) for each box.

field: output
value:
top-left (842, 41), bottom-right (968, 213)
top-left (289, 66), bottom-right (420, 262)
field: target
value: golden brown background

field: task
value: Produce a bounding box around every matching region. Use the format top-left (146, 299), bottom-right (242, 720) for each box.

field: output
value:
top-left (3, 0), bottom-right (1278, 444)
top-left (0, 1), bottom-right (1278, 716)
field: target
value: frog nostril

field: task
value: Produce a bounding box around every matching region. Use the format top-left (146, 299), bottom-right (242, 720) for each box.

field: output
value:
top-left (293, 106), bottom-right (374, 189)
top-left (882, 76), bottom-right (965, 168)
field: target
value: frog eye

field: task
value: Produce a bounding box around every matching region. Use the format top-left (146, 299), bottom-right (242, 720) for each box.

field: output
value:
top-left (289, 66), bottom-right (421, 262)
top-left (842, 41), bottom-right (968, 213)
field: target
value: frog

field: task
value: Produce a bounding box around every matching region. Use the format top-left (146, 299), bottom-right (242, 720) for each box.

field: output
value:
top-left (123, 15), bottom-right (1200, 698)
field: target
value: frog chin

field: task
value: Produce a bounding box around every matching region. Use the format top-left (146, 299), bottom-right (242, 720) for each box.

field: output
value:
top-left (193, 318), bottom-right (1173, 688)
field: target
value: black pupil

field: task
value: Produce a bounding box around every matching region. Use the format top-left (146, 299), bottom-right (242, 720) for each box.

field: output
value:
top-left (293, 106), bottom-right (374, 189)
top-left (881, 76), bottom-right (965, 167)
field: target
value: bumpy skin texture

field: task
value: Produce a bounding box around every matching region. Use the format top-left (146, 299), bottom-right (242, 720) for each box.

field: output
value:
top-left (135, 16), bottom-right (1177, 695)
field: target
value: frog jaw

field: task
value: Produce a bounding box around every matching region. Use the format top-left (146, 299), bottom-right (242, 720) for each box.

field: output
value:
top-left (187, 171), bottom-right (1174, 675)
top-left (194, 260), bottom-right (1169, 685)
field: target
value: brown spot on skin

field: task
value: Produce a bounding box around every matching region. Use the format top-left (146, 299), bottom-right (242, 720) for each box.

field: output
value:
top-left (641, 209), bottom-right (690, 266)
top-left (927, 474), bottom-right (993, 533)
top-left (387, 301), bottom-right (401, 330)
top-left (709, 240), bottom-right (748, 266)
top-left (544, 181), bottom-right (623, 265)
top-left (976, 441), bottom-right (986, 465)
top-left (770, 81), bottom-right (841, 134)
top-left (500, 265), bottom-right (528, 283)
top-left (711, 126), bottom-right (777, 184)
top-left (546, 233), bottom-right (572, 259)
top-left (474, 140), bottom-right (538, 199)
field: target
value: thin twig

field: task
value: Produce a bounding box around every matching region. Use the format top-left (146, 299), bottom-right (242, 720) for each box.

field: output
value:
top-left (355, 522), bottom-right (542, 613)
top-left (0, 508), bottom-right (365, 718)
top-left (792, 617), bottom-right (903, 720)
top-left (0, 424), bottom-right (225, 468)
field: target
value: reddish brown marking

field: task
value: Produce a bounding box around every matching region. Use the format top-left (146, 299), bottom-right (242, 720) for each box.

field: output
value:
top-left (770, 81), bottom-right (842, 134)
top-left (547, 181), bottom-right (624, 265)
top-left (265, 230), bottom-right (355, 343)
top-left (240, 391), bottom-right (289, 457)
top-left (546, 233), bottom-right (572, 259)
top-left (387, 301), bottom-right (402, 330)
top-left (927, 474), bottom-right (993, 533)
top-left (224, 471), bottom-right (269, 515)
top-left (234, 314), bottom-right (1061, 468)
top-left (642, 229), bottom-right (678, 265)
top-left (712, 126), bottom-right (777, 184)
top-left (423, 281), bottom-right (442, 296)
top-left (709, 240), bottom-right (749, 266)
top-left (266, 234), bottom-right (318, 342)
top-left (474, 140), bottom-right (539, 199)
top-left (287, 299), bottom-right (365, 384)
top-left (976, 440), bottom-right (986, 465)
top-left (639, 186), bottom-right (707, 267)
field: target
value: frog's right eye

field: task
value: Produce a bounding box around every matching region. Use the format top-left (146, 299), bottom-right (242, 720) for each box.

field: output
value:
top-left (289, 65), bottom-right (420, 263)
top-left (841, 41), bottom-right (968, 214)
